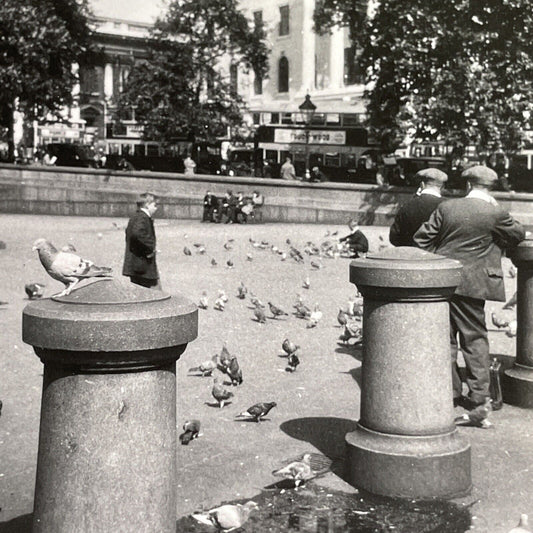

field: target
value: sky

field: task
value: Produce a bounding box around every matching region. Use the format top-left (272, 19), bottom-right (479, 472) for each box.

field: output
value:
top-left (89, 0), bottom-right (166, 23)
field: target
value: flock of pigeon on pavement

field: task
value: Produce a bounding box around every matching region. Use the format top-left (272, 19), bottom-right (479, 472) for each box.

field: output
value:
top-left (0, 224), bottom-right (522, 531)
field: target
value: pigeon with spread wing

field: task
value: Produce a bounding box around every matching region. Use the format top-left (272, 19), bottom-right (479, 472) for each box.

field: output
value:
top-left (33, 239), bottom-right (112, 297)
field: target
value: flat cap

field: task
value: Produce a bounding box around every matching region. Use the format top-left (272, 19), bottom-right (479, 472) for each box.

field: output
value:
top-left (416, 168), bottom-right (448, 183)
top-left (461, 165), bottom-right (498, 186)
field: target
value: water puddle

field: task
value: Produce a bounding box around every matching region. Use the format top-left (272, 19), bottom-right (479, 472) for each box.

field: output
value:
top-left (175, 481), bottom-right (471, 532)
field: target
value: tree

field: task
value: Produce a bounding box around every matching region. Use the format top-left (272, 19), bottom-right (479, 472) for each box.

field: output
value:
top-left (314, 0), bottom-right (533, 153)
top-left (117, 0), bottom-right (269, 144)
top-left (0, 0), bottom-right (92, 159)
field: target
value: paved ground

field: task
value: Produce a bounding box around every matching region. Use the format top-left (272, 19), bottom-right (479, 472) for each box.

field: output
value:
top-left (0, 214), bottom-right (531, 532)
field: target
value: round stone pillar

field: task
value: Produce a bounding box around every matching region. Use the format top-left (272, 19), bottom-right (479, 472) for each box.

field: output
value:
top-left (505, 238), bottom-right (533, 407)
top-left (345, 247), bottom-right (471, 499)
top-left (22, 279), bottom-right (197, 533)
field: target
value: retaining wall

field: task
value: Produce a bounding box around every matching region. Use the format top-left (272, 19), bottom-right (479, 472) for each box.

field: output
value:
top-left (1, 164), bottom-right (532, 226)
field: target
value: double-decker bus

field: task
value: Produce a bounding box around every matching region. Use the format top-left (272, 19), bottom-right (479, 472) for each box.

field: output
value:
top-left (253, 111), bottom-right (380, 183)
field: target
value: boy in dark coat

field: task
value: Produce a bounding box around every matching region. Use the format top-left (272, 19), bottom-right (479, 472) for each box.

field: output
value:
top-left (339, 220), bottom-right (369, 258)
top-left (122, 192), bottom-right (161, 289)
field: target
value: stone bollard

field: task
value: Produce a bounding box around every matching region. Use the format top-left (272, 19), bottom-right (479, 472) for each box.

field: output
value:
top-left (22, 279), bottom-right (197, 533)
top-left (345, 247), bottom-right (471, 499)
top-left (505, 238), bottom-right (533, 407)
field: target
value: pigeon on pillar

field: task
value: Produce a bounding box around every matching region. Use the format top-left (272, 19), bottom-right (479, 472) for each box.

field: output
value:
top-left (32, 238), bottom-right (112, 297)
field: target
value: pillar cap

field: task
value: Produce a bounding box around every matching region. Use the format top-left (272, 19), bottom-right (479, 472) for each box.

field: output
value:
top-left (509, 237), bottom-right (533, 266)
top-left (22, 278), bottom-right (198, 353)
top-left (350, 247), bottom-right (462, 290)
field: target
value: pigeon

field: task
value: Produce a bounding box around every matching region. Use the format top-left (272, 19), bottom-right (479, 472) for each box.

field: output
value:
top-left (508, 265), bottom-right (517, 279)
top-left (193, 243), bottom-right (205, 248)
top-left (272, 454), bottom-right (315, 487)
top-left (282, 338), bottom-right (299, 356)
top-left (237, 282), bottom-right (247, 299)
top-left (246, 253), bottom-right (253, 261)
top-left (211, 378), bottom-right (234, 408)
top-left (310, 260), bottom-right (323, 270)
top-left (214, 297), bottom-right (225, 311)
top-left (223, 241), bottom-right (233, 251)
top-left (269, 302), bottom-right (289, 319)
top-left (455, 398), bottom-right (493, 428)
top-left (188, 355), bottom-right (219, 376)
top-left (183, 246), bottom-right (192, 256)
top-left (491, 312), bottom-right (510, 329)
top-left (347, 298), bottom-right (363, 317)
top-left (507, 514), bottom-right (531, 533)
top-left (198, 291), bottom-right (209, 310)
top-left (61, 243), bottom-right (77, 253)
top-left (219, 344), bottom-right (232, 370)
top-left (307, 304), bottom-right (323, 328)
top-left (503, 292), bottom-right (517, 310)
top-left (302, 276), bottom-right (310, 289)
top-left (236, 402), bottom-right (277, 422)
top-left (339, 323), bottom-right (363, 344)
top-left (226, 356), bottom-right (243, 386)
top-left (226, 259), bottom-right (234, 268)
top-left (191, 501), bottom-right (258, 531)
top-left (254, 305), bottom-right (267, 324)
top-left (285, 352), bottom-right (300, 372)
top-left (250, 294), bottom-right (265, 308)
top-left (32, 238), bottom-right (112, 297)
top-left (196, 246), bottom-right (206, 255)
top-left (25, 283), bottom-right (46, 299)
top-left (331, 230), bottom-right (338, 236)
top-left (337, 309), bottom-right (349, 327)
top-left (211, 258), bottom-right (218, 267)
top-left (179, 420), bottom-right (201, 445)
top-left (218, 290), bottom-right (229, 303)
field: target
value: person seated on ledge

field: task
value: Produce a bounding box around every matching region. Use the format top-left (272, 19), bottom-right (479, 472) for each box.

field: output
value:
top-left (202, 191), bottom-right (219, 222)
top-left (339, 220), bottom-right (369, 258)
top-left (309, 166), bottom-right (327, 183)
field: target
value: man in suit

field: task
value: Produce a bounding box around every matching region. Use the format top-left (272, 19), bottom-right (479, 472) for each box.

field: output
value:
top-left (389, 168), bottom-right (448, 247)
top-left (414, 166), bottom-right (525, 406)
top-left (122, 192), bottom-right (161, 289)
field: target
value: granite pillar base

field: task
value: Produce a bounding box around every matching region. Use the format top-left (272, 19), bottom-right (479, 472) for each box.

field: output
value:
top-left (503, 364), bottom-right (533, 408)
top-left (346, 423), bottom-right (472, 499)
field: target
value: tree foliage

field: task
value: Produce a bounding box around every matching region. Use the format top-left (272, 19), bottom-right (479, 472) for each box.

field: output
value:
top-left (117, 0), bottom-right (269, 144)
top-left (314, 0), bottom-right (533, 152)
top-left (0, 0), bottom-right (92, 155)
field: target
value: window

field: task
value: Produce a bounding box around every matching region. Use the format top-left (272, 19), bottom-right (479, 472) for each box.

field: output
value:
top-left (252, 113), bottom-right (260, 125)
top-left (279, 5), bottom-right (289, 36)
top-left (281, 112), bottom-right (293, 124)
top-left (271, 113), bottom-right (280, 124)
top-left (325, 152), bottom-right (341, 167)
top-left (147, 144), bottom-right (159, 156)
top-left (230, 64), bottom-right (238, 94)
top-left (254, 71), bottom-right (263, 95)
top-left (278, 56), bottom-right (289, 93)
top-left (344, 46), bottom-right (365, 86)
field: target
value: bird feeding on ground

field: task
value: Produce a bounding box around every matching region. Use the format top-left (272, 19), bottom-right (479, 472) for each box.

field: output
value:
top-left (253, 305), bottom-right (267, 324)
top-left (272, 454), bottom-right (315, 487)
top-left (198, 291), bottom-right (209, 309)
top-left (191, 501), bottom-right (258, 531)
top-left (285, 352), bottom-right (300, 372)
top-left (32, 238), bottom-right (112, 297)
top-left (236, 402), bottom-right (277, 422)
top-left (282, 338), bottom-right (299, 356)
top-left (188, 355), bottom-right (219, 377)
top-left (455, 398), bottom-right (493, 428)
top-left (179, 420), bottom-right (201, 445)
top-left (269, 302), bottom-right (289, 319)
top-left (211, 378), bottom-right (234, 408)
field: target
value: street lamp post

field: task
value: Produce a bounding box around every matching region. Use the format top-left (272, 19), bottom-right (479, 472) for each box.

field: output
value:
top-left (298, 94), bottom-right (316, 180)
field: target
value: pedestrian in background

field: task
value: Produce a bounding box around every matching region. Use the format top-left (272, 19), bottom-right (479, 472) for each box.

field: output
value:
top-left (122, 192), bottom-right (161, 289)
top-left (414, 166), bottom-right (525, 407)
top-left (389, 168), bottom-right (448, 247)
top-left (183, 155), bottom-right (196, 176)
top-left (202, 191), bottom-right (219, 222)
top-left (280, 156), bottom-right (296, 180)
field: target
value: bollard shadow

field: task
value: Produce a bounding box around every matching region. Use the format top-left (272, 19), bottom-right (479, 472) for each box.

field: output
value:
top-left (340, 367), bottom-right (362, 390)
top-left (280, 417), bottom-right (358, 481)
top-left (335, 343), bottom-right (363, 362)
top-left (0, 513), bottom-right (32, 533)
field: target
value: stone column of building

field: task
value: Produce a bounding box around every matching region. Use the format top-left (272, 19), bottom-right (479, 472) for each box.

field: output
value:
top-left (328, 27), bottom-right (344, 89)
top-left (505, 238), bottom-right (533, 407)
top-left (346, 247), bottom-right (472, 498)
top-left (23, 279), bottom-right (198, 533)
top-left (104, 63), bottom-right (114, 100)
top-left (300, 0), bottom-right (316, 93)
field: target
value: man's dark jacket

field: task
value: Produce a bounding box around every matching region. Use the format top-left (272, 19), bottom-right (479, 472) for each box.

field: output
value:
top-left (122, 210), bottom-right (158, 280)
top-left (389, 193), bottom-right (445, 247)
top-left (414, 197), bottom-right (525, 301)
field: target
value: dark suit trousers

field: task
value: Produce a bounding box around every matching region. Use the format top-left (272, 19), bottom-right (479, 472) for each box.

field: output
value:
top-left (449, 295), bottom-right (490, 403)
top-left (130, 276), bottom-right (162, 290)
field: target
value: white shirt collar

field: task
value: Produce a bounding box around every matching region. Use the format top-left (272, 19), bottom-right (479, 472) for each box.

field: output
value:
top-left (419, 188), bottom-right (441, 198)
top-left (466, 188), bottom-right (498, 206)
top-left (140, 207), bottom-right (151, 218)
